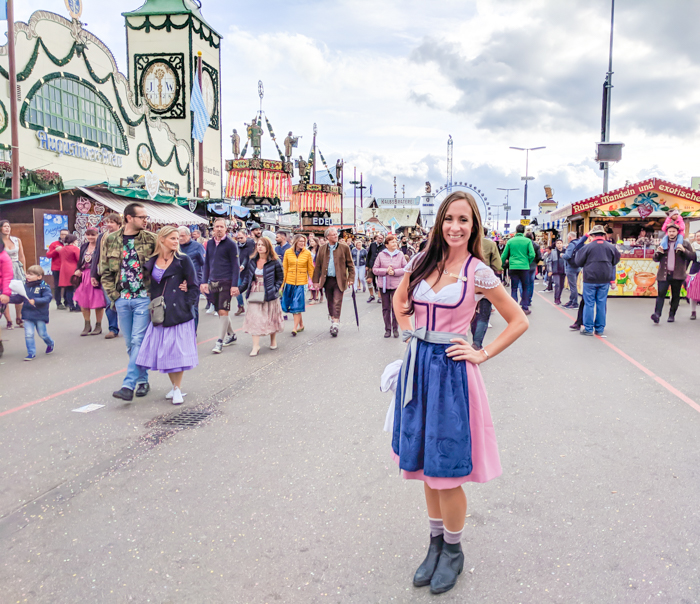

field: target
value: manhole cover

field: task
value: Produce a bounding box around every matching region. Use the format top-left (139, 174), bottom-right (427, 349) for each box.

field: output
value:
top-left (161, 410), bottom-right (212, 427)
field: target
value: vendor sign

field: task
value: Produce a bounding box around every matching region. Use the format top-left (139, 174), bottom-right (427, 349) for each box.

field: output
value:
top-left (572, 178), bottom-right (700, 218)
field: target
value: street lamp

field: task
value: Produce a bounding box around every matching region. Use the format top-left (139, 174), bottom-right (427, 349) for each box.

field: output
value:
top-left (496, 187), bottom-right (519, 234)
top-left (510, 147), bottom-right (545, 216)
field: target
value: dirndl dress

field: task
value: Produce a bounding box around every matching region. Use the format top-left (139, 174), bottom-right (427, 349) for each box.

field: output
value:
top-left (242, 273), bottom-right (285, 336)
top-left (136, 266), bottom-right (199, 373)
top-left (281, 283), bottom-right (306, 313)
top-left (391, 255), bottom-right (502, 489)
top-left (74, 254), bottom-right (106, 309)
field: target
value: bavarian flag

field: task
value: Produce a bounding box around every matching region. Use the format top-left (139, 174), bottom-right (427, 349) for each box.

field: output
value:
top-left (190, 77), bottom-right (210, 144)
top-left (1, 1), bottom-right (7, 21)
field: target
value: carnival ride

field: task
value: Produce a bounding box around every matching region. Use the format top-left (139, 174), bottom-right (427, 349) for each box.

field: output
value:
top-left (290, 123), bottom-right (343, 230)
top-left (224, 81), bottom-right (294, 211)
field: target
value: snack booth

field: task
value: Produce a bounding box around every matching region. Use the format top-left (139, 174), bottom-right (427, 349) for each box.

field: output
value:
top-left (563, 178), bottom-right (700, 297)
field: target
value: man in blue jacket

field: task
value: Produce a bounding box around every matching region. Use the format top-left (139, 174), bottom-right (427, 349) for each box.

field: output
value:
top-left (574, 225), bottom-right (620, 336)
top-left (201, 218), bottom-right (240, 354)
top-left (178, 226), bottom-right (206, 332)
top-left (562, 232), bottom-right (587, 308)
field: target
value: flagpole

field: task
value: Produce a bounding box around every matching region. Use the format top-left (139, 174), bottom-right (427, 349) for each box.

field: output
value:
top-left (7, 0), bottom-right (20, 200)
top-left (197, 51), bottom-right (204, 197)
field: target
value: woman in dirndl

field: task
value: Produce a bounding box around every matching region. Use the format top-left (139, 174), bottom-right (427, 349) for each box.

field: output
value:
top-left (136, 226), bottom-right (199, 405)
top-left (282, 234), bottom-right (315, 335)
top-left (74, 228), bottom-right (106, 336)
top-left (391, 191), bottom-right (529, 594)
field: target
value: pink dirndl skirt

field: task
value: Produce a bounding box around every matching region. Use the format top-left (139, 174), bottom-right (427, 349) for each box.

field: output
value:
top-left (74, 270), bottom-right (106, 309)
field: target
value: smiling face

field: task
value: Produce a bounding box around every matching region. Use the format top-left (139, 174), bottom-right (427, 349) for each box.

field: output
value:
top-left (441, 198), bottom-right (474, 252)
top-left (295, 236), bottom-right (307, 251)
top-left (86, 232), bottom-right (97, 245)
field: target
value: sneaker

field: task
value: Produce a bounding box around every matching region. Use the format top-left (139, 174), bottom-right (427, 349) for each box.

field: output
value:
top-left (522, 308), bottom-right (532, 315)
top-left (384, 330), bottom-right (391, 338)
top-left (24, 354), bottom-right (36, 361)
top-left (330, 322), bottom-right (339, 337)
top-left (166, 388), bottom-right (175, 400)
top-left (569, 323), bottom-right (580, 330)
top-left (112, 387), bottom-right (134, 401)
top-left (172, 388), bottom-right (184, 405)
top-left (57, 304), bottom-right (67, 310)
top-left (212, 340), bottom-right (223, 353)
top-left (377, 297), bottom-right (382, 303)
top-left (569, 304), bottom-right (579, 309)
top-left (367, 296), bottom-right (375, 303)
top-left (594, 331), bottom-right (605, 336)
top-left (554, 300), bottom-right (561, 305)
top-left (45, 343), bottom-right (54, 354)
top-left (580, 329), bottom-right (594, 336)
top-left (206, 306), bottom-right (217, 315)
top-left (651, 313), bottom-right (660, 324)
top-left (667, 314), bottom-right (675, 323)
top-left (562, 302), bottom-right (573, 308)
top-left (223, 333), bottom-right (237, 346)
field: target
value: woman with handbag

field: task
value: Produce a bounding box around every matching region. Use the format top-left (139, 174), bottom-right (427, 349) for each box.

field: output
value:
top-left (1, 220), bottom-right (27, 329)
top-left (136, 226), bottom-right (199, 405)
top-left (282, 234), bottom-right (314, 335)
top-left (239, 237), bottom-right (284, 356)
top-left (49, 234), bottom-right (80, 312)
top-left (74, 228), bottom-right (106, 336)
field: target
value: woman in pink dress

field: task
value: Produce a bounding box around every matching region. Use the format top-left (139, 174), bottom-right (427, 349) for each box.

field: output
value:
top-left (74, 228), bottom-right (106, 336)
top-left (391, 191), bottom-right (529, 594)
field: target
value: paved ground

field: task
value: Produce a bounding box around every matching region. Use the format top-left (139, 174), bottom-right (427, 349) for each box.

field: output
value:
top-left (1, 282), bottom-right (699, 603)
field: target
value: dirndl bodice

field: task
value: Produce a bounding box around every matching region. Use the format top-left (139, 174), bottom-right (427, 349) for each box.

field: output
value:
top-left (391, 255), bottom-right (502, 483)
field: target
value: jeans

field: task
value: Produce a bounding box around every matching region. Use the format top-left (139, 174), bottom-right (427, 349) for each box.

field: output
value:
top-left (525, 268), bottom-right (536, 308)
top-left (582, 283), bottom-right (609, 334)
top-left (52, 270), bottom-right (63, 305)
top-left (64, 286), bottom-right (75, 310)
top-left (193, 301), bottom-right (200, 332)
top-left (509, 270), bottom-right (527, 306)
top-left (470, 298), bottom-right (491, 348)
top-left (236, 275), bottom-right (245, 308)
top-left (552, 274), bottom-right (566, 303)
top-left (115, 297), bottom-right (150, 390)
top-left (24, 319), bottom-right (54, 356)
top-left (566, 268), bottom-right (580, 305)
top-left (104, 289), bottom-right (119, 334)
top-left (655, 279), bottom-right (684, 317)
top-left (380, 288), bottom-right (398, 333)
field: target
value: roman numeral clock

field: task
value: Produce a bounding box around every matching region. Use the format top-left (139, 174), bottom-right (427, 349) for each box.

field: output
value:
top-left (134, 54), bottom-right (186, 119)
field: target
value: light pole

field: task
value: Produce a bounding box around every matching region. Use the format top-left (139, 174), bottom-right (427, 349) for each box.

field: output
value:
top-left (601, 0), bottom-right (615, 193)
top-left (510, 147), bottom-right (545, 216)
top-left (496, 187), bottom-right (518, 234)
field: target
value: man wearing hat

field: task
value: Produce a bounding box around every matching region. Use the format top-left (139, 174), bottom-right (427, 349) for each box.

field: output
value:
top-left (574, 225), bottom-right (620, 336)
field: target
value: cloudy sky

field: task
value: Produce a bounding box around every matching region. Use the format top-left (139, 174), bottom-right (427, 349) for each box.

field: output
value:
top-left (17, 0), bottom-right (700, 226)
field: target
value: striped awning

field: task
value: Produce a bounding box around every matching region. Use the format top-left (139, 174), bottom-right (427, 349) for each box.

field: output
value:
top-left (78, 187), bottom-right (206, 226)
top-left (540, 217), bottom-right (564, 231)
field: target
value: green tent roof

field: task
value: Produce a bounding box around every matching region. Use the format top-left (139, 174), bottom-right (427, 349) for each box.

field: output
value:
top-left (123, 0), bottom-right (221, 38)
top-left (108, 186), bottom-right (189, 206)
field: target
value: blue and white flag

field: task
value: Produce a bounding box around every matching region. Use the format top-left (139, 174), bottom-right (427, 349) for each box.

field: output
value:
top-left (1, 1), bottom-right (7, 21)
top-left (190, 78), bottom-right (210, 143)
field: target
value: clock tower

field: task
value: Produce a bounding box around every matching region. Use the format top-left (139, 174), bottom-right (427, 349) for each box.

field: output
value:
top-left (123, 0), bottom-right (222, 198)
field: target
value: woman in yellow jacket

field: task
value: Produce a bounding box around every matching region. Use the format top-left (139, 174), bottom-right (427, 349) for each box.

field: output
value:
top-left (282, 234), bottom-right (315, 335)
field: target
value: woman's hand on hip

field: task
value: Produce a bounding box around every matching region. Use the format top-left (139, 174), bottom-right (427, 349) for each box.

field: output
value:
top-left (446, 338), bottom-right (484, 364)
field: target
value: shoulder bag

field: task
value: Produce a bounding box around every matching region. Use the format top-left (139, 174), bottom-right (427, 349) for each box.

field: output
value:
top-left (149, 274), bottom-right (171, 325)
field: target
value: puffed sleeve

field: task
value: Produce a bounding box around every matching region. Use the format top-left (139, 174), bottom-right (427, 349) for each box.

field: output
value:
top-left (474, 265), bottom-right (500, 289)
top-left (404, 252), bottom-right (423, 273)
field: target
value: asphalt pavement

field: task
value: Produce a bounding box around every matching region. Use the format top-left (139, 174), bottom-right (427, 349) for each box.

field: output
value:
top-left (1, 281), bottom-right (699, 603)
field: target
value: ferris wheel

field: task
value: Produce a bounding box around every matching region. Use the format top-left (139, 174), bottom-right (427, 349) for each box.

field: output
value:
top-left (432, 181), bottom-right (492, 226)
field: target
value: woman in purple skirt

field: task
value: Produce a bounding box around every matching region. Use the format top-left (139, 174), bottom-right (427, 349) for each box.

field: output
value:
top-left (137, 226), bottom-right (199, 405)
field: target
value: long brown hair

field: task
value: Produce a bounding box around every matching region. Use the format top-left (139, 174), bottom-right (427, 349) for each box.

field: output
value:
top-left (406, 191), bottom-right (484, 315)
top-left (254, 236), bottom-right (279, 261)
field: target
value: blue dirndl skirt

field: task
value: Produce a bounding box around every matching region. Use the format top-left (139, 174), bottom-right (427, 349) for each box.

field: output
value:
top-left (391, 340), bottom-right (472, 478)
top-left (281, 284), bottom-right (306, 314)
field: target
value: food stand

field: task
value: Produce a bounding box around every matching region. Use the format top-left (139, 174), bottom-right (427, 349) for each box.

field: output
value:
top-left (566, 178), bottom-right (700, 297)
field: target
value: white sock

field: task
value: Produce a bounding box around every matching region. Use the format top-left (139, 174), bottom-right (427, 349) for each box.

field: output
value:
top-left (219, 315), bottom-right (231, 341)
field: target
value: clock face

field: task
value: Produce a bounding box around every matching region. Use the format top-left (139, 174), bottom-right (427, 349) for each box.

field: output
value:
top-left (201, 71), bottom-right (215, 119)
top-left (142, 62), bottom-right (178, 112)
